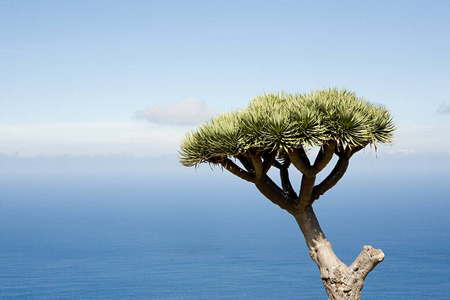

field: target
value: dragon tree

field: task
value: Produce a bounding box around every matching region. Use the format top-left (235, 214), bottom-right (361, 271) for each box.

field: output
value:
top-left (178, 88), bottom-right (395, 300)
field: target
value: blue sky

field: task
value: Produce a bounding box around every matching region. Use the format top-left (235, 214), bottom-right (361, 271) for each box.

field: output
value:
top-left (1, 0), bottom-right (450, 165)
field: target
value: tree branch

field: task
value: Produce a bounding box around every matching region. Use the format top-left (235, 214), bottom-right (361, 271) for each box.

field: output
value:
top-left (348, 245), bottom-right (385, 280)
top-left (219, 158), bottom-right (256, 183)
top-left (255, 175), bottom-right (296, 213)
top-left (237, 154), bottom-right (254, 173)
top-left (279, 159), bottom-right (297, 199)
top-left (334, 141), bottom-right (346, 157)
top-left (298, 174), bottom-right (316, 211)
top-left (288, 147), bottom-right (312, 175)
top-left (311, 157), bottom-right (349, 201)
top-left (262, 151), bottom-right (276, 175)
top-left (336, 144), bottom-right (364, 159)
top-left (311, 141), bottom-right (336, 174)
top-left (272, 159), bottom-right (283, 169)
top-left (349, 145), bottom-right (364, 157)
top-left (250, 154), bottom-right (264, 179)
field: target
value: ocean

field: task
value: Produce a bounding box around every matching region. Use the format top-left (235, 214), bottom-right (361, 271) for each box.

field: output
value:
top-left (1, 165), bottom-right (449, 299)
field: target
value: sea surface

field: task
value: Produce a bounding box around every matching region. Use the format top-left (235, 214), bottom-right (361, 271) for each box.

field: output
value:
top-left (1, 169), bottom-right (449, 299)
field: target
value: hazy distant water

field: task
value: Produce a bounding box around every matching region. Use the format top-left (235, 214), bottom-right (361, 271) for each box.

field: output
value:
top-left (1, 171), bottom-right (449, 299)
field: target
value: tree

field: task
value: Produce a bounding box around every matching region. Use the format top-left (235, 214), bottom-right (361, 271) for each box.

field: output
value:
top-left (178, 88), bottom-right (395, 300)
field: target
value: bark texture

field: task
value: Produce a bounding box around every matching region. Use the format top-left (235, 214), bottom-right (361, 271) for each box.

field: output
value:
top-left (294, 208), bottom-right (384, 299)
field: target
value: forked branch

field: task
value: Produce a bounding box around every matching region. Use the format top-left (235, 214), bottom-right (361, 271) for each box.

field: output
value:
top-left (288, 147), bottom-right (311, 175)
top-left (255, 175), bottom-right (296, 213)
top-left (348, 245), bottom-right (385, 280)
top-left (222, 142), bottom-right (363, 212)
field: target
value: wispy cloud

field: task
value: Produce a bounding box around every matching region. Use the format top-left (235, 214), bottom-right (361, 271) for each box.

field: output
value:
top-left (387, 149), bottom-right (416, 155)
top-left (135, 98), bottom-right (216, 126)
top-left (0, 121), bottom-right (190, 157)
top-left (437, 103), bottom-right (450, 114)
top-left (392, 124), bottom-right (450, 154)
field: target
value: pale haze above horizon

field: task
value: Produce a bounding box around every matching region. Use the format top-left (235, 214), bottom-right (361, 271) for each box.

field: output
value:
top-left (1, 0), bottom-right (450, 163)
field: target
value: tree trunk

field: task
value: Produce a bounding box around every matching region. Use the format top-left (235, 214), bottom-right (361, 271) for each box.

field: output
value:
top-left (294, 207), bottom-right (384, 300)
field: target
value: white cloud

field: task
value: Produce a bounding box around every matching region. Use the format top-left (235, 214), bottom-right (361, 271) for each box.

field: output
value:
top-left (135, 98), bottom-right (216, 125)
top-left (386, 149), bottom-right (416, 155)
top-left (0, 121), bottom-right (192, 157)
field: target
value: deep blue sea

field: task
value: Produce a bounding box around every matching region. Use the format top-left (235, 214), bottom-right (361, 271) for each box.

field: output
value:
top-left (1, 162), bottom-right (449, 299)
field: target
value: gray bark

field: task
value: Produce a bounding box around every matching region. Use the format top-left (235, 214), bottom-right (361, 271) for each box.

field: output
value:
top-left (294, 207), bottom-right (384, 300)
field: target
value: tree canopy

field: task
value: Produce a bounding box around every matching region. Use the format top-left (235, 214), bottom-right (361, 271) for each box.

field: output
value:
top-left (179, 88), bottom-right (395, 213)
top-left (179, 88), bottom-right (394, 166)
